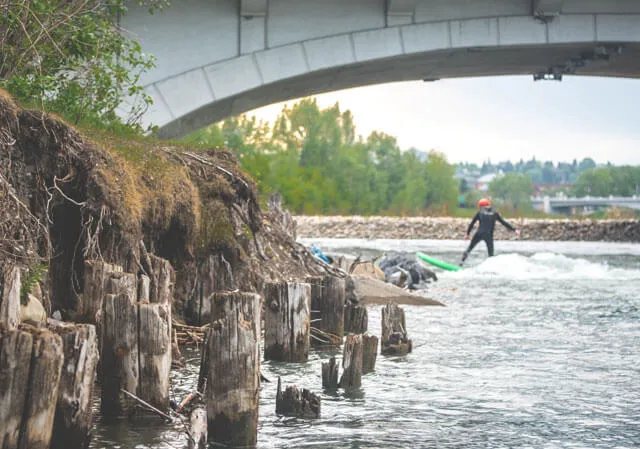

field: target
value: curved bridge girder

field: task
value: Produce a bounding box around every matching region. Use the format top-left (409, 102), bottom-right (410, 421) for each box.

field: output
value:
top-left (129, 13), bottom-right (640, 138)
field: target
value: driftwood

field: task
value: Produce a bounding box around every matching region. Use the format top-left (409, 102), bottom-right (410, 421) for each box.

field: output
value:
top-left (264, 281), bottom-right (311, 362)
top-left (381, 302), bottom-right (412, 356)
top-left (321, 356), bottom-right (339, 389)
top-left (207, 293), bottom-right (260, 447)
top-left (101, 293), bottom-right (139, 417)
top-left (275, 377), bottom-right (321, 418)
top-left (49, 322), bottom-right (99, 449)
top-left (344, 303), bottom-right (368, 334)
top-left (0, 265), bottom-right (21, 328)
top-left (188, 405), bottom-right (207, 449)
top-left (340, 334), bottom-right (363, 389)
top-left (120, 388), bottom-right (173, 421)
top-left (307, 275), bottom-right (345, 346)
top-left (17, 325), bottom-right (64, 449)
top-left (362, 334), bottom-right (379, 374)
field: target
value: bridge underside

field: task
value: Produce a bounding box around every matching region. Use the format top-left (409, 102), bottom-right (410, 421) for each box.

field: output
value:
top-left (155, 42), bottom-right (640, 139)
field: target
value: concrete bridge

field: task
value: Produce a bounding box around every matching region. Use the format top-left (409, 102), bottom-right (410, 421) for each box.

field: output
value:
top-left (531, 195), bottom-right (640, 214)
top-left (120, 1), bottom-right (640, 138)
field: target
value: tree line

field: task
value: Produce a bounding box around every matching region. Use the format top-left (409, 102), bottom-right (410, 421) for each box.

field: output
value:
top-left (185, 99), bottom-right (459, 215)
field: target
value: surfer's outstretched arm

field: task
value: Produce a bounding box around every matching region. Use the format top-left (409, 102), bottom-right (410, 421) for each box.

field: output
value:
top-left (496, 212), bottom-right (519, 234)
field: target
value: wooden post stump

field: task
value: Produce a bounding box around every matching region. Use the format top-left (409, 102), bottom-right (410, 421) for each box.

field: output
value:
top-left (264, 281), bottom-right (311, 362)
top-left (362, 334), bottom-right (379, 374)
top-left (101, 293), bottom-right (139, 417)
top-left (207, 293), bottom-right (260, 447)
top-left (149, 255), bottom-right (174, 304)
top-left (381, 302), bottom-right (412, 356)
top-left (18, 325), bottom-right (64, 449)
top-left (194, 254), bottom-right (236, 325)
top-left (0, 265), bottom-right (21, 328)
top-left (188, 405), bottom-right (207, 449)
top-left (321, 356), bottom-right (339, 389)
top-left (197, 328), bottom-right (211, 395)
top-left (307, 275), bottom-right (345, 346)
top-left (275, 377), bottom-right (321, 418)
top-left (49, 323), bottom-right (99, 449)
top-left (0, 324), bottom-right (33, 448)
top-left (340, 334), bottom-right (363, 389)
top-left (138, 303), bottom-right (171, 411)
top-left (344, 303), bottom-right (368, 334)
top-left (79, 261), bottom-right (122, 323)
top-left (138, 274), bottom-right (150, 303)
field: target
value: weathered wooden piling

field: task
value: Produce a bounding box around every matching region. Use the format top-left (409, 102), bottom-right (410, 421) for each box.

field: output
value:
top-left (207, 292), bottom-right (260, 447)
top-left (321, 356), bottom-right (339, 389)
top-left (0, 324), bottom-right (33, 448)
top-left (79, 260), bottom-right (122, 323)
top-left (344, 303), bottom-right (368, 334)
top-left (149, 254), bottom-right (174, 304)
top-left (362, 334), bottom-right (379, 374)
top-left (0, 265), bottom-right (21, 328)
top-left (101, 292), bottom-right (139, 417)
top-left (188, 405), bottom-right (207, 449)
top-left (307, 275), bottom-right (345, 346)
top-left (197, 328), bottom-right (211, 395)
top-left (275, 377), bottom-right (321, 418)
top-left (340, 334), bottom-right (363, 389)
top-left (138, 274), bottom-right (151, 303)
top-left (17, 326), bottom-right (64, 449)
top-left (381, 302), bottom-right (412, 355)
top-left (194, 254), bottom-right (236, 325)
top-left (264, 281), bottom-right (311, 362)
top-left (138, 303), bottom-right (171, 410)
top-left (49, 323), bottom-right (99, 449)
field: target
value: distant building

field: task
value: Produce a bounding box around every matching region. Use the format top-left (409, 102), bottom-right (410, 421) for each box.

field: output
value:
top-left (475, 172), bottom-right (502, 191)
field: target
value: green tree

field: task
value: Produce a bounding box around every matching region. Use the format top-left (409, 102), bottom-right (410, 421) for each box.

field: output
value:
top-left (0, 0), bottom-right (166, 131)
top-left (489, 173), bottom-right (533, 212)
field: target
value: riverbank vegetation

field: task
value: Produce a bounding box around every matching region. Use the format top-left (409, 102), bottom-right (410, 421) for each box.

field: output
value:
top-left (185, 99), bottom-right (459, 215)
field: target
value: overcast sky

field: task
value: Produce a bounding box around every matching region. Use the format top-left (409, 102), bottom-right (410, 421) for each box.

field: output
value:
top-left (249, 75), bottom-right (640, 166)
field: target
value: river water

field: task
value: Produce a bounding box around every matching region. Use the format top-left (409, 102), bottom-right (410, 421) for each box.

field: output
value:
top-left (91, 239), bottom-right (640, 449)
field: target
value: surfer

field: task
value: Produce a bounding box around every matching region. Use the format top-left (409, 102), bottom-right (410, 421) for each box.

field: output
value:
top-left (460, 198), bottom-right (520, 266)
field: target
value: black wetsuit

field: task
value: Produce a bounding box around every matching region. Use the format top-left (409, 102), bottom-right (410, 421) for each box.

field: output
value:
top-left (461, 207), bottom-right (516, 264)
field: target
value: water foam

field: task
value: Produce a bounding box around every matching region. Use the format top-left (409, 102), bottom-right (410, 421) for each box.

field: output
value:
top-left (451, 252), bottom-right (640, 280)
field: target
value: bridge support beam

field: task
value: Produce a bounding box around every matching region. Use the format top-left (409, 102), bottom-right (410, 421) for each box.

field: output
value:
top-left (532, 0), bottom-right (564, 21)
top-left (386, 0), bottom-right (418, 26)
top-left (240, 0), bottom-right (267, 54)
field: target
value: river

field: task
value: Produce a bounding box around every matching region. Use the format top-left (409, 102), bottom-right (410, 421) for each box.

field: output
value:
top-left (91, 239), bottom-right (640, 449)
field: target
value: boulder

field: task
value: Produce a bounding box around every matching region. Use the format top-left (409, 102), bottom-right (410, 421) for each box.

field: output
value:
top-left (378, 252), bottom-right (437, 289)
top-left (350, 276), bottom-right (444, 306)
top-left (20, 294), bottom-right (47, 325)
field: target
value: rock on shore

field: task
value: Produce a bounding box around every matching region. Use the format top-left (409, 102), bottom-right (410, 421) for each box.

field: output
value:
top-left (294, 216), bottom-right (640, 242)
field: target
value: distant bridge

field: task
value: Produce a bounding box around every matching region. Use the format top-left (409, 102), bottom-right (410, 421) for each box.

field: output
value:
top-left (531, 196), bottom-right (640, 214)
top-left (119, 0), bottom-right (640, 138)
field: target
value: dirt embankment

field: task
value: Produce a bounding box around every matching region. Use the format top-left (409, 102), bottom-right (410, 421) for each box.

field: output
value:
top-left (0, 90), bottom-right (328, 323)
top-left (294, 216), bottom-right (640, 242)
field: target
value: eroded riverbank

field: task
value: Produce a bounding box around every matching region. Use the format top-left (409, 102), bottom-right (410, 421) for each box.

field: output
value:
top-left (294, 216), bottom-right (640, 242)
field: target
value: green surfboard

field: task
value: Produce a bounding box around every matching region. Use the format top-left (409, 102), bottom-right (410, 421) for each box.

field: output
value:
top-left (416, 251), bottom-right (461, 272)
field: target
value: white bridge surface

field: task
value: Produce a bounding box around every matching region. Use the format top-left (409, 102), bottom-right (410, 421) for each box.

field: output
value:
top-left (531, 196), bottom-right (640, 213)
top-left (120, 1), bottom-right (640, 138)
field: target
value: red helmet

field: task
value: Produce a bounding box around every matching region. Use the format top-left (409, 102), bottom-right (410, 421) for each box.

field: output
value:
top-left (478, 198), bottom-right (491, 208)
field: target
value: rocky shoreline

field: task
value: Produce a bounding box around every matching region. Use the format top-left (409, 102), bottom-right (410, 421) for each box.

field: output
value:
top-left (294, 216), bottom-right (640, 242)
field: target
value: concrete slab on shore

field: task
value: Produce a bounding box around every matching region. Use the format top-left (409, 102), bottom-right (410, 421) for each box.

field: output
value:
top-left (352, 276), bottom-right (445, 307)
